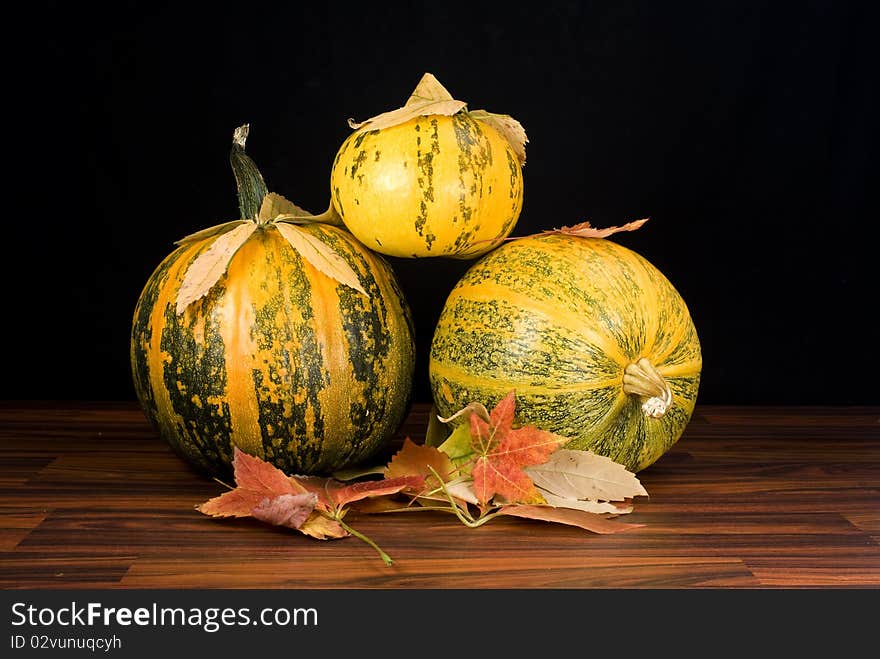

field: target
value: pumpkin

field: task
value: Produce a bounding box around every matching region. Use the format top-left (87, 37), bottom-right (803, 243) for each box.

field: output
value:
top-left (429, 234), bottom-right (701, 472)
top-left (130, 127), bottom-right (416, 478)
top-left (329, 75), bottom-right (525, 259)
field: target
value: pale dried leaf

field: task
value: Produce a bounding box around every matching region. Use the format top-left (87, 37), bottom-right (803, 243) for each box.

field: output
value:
top-left (469, 110), bottom-right (528, 166)
top-left (348, 72), bottom-right (466, 131)
top-left (348, 99), bottom-right (466, 131)
top-left (406, 72), bottom-right (455, 105)
top-left (176, 221), bottom-right (257, 314)
top-left (251, 493), bottom-right (318, 529)
top-left (258, 192), bottom-right (313, 223)
top-left (274, 223), bottom-right (367, 296)
top-left (538, 489), bottom-right (634, 515)
top-left (443, 479), bottom-right (480, 505)
top-left (437, 401), bottom-right (490, 426)
top-left (499, 505), bottom-right (644, 534)
top-left (536, 218), bottom-right (649, 239)
top-left (175, 220), bottom-right (248, 245)
top-left (524, 448), bottom-right (648, 502)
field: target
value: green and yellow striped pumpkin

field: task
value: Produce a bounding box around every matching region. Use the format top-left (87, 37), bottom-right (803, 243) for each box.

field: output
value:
top-left (429, 234), bottom-right (702, 472)
top-left (130, 129), bottom-right (415, 478)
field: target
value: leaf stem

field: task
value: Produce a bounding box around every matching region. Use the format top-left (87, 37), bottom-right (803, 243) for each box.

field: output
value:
top-left (363, 505), bottom-right (460, 514)
top-left (334, 515), bottom-right (394, 567)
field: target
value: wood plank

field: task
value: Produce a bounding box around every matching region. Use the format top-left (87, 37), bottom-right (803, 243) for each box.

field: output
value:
top-left (0, 552), bottom-right (135, 588)
top-left (842, 511), bottom-right (880, 536)
top-left (121, 555), bottom-right (758, 589)
top-left (0, 508), bottom-right (50, 551)
top-left (745, 559), bottom-right (880, 587)
top-left (0, 403), bottom-right (878, 589)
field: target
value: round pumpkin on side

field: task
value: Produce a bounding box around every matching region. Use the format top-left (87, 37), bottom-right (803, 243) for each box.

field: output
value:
top-left (130, 126), bottom-right (416, 478)
top-left (429, 233), bottom-right (701, 472)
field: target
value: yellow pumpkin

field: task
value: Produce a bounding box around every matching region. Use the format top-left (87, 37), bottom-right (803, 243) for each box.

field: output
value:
top-left (330, 112), bottom-right (524, 259)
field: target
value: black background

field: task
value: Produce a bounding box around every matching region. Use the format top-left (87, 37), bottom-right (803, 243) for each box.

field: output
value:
top-left (6, 0), bottom-right (877, 405)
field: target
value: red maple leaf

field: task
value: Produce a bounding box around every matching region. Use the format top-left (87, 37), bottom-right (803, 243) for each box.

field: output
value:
top-left (469, 391), bottom-right (565, 506)
top-left (327, 475), bottom-right (425, 507)
top-left (197, 447), bottom-right (304, 518)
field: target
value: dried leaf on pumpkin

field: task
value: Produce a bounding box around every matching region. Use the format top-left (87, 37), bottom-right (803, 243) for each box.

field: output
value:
top-left (175, 221), bottom-right (257, 314)
top-left (274, 223), bottom-right (367, 296)
top-left (532, 218), bottom-right (649, 239)
top-left (346, 73), bottom-right (527, 164)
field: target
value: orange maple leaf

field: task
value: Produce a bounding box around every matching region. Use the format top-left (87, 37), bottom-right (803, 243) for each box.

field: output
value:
top-left (469, 391), bottom-right (565, 506)
top-left (385, 437), bottom-right (455, 488)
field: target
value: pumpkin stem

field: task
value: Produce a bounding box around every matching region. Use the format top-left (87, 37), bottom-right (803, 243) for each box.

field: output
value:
top-left (308, 201), bottom-right (345, 227)
top-left (623, 357), bottom-right (672, 418)
top-left (230, 124), bottom-right (269, 222)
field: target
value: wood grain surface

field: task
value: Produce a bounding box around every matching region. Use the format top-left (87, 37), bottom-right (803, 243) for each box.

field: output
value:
top-left (0, 402), bottom-right (877, 589)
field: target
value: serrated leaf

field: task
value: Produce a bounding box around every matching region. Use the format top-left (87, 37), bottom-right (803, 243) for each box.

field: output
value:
top-left (437, 422), bottom-right (474, 462)
top-left (196, 450), bottom-right (361, 544)
top-left (258, 192), bottom-right (313, 223)
top-left (537, 489), bottom-right (634, 515)
top-left (299, 514), bottom-right (348, 540)
top-left (499, 505), bottom-right (644, 534)
top-left (329, 475), bottom-right (425, 507)
top-left (524, 448), bottom-right (648, 502)
top-left (175, 221), bottom-right (257, 314)
top-left (406, 72), bottom-right (455, 105)
top-left (384, 438), bottom-right (454, 487)
top-left (288, 475), bottom-right (336, 509)
top-left (197, 447), bottom-right (306, 518)
top-left (534, 218), bottom-right (649, 239)
top-left (469, 391), bottom-right (566, 505)
top-left (174, 220), bottom-right (249, 245)
top-left (196, 488), bottom-right (272, 519)
top-left (274, 223), bottom-right (367, 296)
top-left (443, 479), bottom-right (480, 506)
top-left (251, 493), bottom-right (318, 529)
top-left (469, 110), bottom-right (528, 166)
top-left (348, 72), bottom-right (467, 131)
top-left (348, 100), bottom-right (466, 131)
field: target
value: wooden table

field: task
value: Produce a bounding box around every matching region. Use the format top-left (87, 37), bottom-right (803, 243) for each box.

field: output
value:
top-left (1, 402), bottom-right (877, 589)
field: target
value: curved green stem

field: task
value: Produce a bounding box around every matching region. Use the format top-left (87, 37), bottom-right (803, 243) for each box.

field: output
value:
top-left (363, 505), bottom-right (460, 514)
top-left (335, 516), bottom-right (394, 566)
top-left (230, 124), bottom-right (268, 222)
